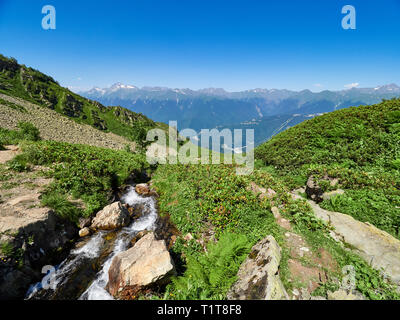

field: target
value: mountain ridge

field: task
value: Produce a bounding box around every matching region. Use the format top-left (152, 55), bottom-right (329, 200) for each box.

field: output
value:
top-left (80, 81), bottom-right (400, 138)
top-left (81, 82), bottom-right (400, 98)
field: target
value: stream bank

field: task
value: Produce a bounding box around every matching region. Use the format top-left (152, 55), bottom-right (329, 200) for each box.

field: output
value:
top-left (25, 183), bottom-right (178, 300)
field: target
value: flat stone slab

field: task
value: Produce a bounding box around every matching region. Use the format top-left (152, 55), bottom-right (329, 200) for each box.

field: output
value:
top-left (306, 198), bottom-right (400, 284)
top-left (227, 235), bottom-right (289, 300)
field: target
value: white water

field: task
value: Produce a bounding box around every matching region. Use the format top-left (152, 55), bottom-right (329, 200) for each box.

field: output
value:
top-left (26, 187), bottom-right (158, 300)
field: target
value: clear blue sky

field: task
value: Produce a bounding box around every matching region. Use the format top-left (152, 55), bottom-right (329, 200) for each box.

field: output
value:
top-left (0, 0), bottom-right (399, 92)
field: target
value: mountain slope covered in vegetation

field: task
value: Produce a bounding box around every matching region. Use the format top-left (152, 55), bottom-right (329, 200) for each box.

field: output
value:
top-left (0, 54), bottom-right (166, 145)
top-left (1, 55), bottom-right (400, 301)
top-left (255, 99), bottom-right (400, 238)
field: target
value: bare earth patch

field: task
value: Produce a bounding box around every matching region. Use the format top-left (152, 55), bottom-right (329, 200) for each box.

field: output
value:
top-left (0, 145), bottom-right (21, 164)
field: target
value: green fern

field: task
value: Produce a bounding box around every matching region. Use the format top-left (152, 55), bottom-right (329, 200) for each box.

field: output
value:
top-left (165, 232), bottom-right (251, 300)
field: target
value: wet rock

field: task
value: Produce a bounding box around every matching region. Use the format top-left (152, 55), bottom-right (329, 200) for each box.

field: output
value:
top-left (130, 230), bottom-right (149, 247)
top-left (78, 217), bottom-right (91, 229)
top-left (135, 183), bottom-right (150, 196)
top-left (0, 266), bottom-right (36, 300)
top-left (107, 232), bottom-right (175, 298)
top-left (0, 210), bottom-right (77, 299)
top-left (79, 227), bottom-right (90, 237)
top-left (91, 202), bottom-right (130, 231)
top-left (227, 235), bottom-right (289, 300)
top-left (154, 213), bottom-right (180, 250)
top-left (127, 203), bottom-right (145, 220)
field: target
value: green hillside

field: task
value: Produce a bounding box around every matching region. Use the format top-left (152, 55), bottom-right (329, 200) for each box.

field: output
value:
top-left (1, 55), bottom-right (400, 301)
top-left (255, 98), bottom-right (400, 173)
top-left (255, 99), bottom-right (400, 238)
top-left (0, 54), bottom-right (166, 145)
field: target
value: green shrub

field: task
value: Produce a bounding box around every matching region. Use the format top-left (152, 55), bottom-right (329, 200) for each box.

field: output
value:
top-left (321, 189), bottom-right (400, 239)
top-left (17, 121), bottom-right (41, 141)
top-left (7, 154), bottom-right (30, 172)
top-left (0, 127), bottom-right (22, 145)
top-left (41, 192), bottom-right (82, 223)
top-left (20, 140), bottom-right (149, 218)
top-left (255, 98), bottom-right (400, 173)
top-left (0, 122), bottom-right (41, 146)
top-left (165, 232), bottom-right (251, 299)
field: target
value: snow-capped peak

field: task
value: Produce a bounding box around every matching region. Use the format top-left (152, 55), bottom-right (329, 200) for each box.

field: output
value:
top-left (110, 82), bottom-right (137, 90)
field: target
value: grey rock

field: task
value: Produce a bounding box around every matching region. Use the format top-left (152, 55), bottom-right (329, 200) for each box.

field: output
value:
top-left (227, 235), bottom-right (289, 300)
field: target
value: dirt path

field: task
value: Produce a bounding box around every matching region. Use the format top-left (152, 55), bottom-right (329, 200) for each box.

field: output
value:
top-left (249, 182), bottom-right (339, 299)
top-left (0, 145), bottom-right (21, 164)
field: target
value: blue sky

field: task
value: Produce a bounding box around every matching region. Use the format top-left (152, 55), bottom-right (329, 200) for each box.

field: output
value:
top-left (0, 0), bottom-right (399, 92)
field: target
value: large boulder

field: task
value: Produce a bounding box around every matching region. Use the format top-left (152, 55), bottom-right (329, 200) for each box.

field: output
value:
top-left (0, 206), bottom-right (77, 299)
top-left (107, 232), bottom-right (175, 299)
top-left (227, 235), bottom-right (289, 300)
top-left (91, 202), bottom-right (130, 230)
top-left (307, 199), bottom-right (400, 285)
top-left (305, 176), bottom-right (324, 202)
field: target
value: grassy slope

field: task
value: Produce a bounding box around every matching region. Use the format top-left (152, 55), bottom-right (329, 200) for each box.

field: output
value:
top-left (255, 98), bottom-right (400, 239)
top-left (151, 99), bottom-right (400, 300)
top-left (0, 54), bottom-right (166, 145)
top-left (2, 54), bottom-right (399, 299)
top-left (152, 163), bottom-right (285, 299)
top-left (255, 98), bottom-right (400, 173)
top-left (1, 125), bottom-right (150, 223)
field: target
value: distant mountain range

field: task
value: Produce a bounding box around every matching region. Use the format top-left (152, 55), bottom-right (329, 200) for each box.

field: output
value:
top-left (79, 83), bottom-right (400, 146)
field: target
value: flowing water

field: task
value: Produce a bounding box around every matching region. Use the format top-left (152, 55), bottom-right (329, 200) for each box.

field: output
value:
top-left (26, 187), bottom-right (158, 300)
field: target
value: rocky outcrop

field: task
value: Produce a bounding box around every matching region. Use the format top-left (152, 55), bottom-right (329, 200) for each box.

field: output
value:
top-left (0, 159), bottom-right (79, 299)
top-left (78, 227), bottom-right (90, 237)
top-left (63, 94), bottom-right (84, 118)
top-left (107, 232), bottom-right (175, 299)
top-left (227, 235), bottom-right (288, 300)
top-left (91, 202), bottom-right (130, 231)
top-left (294, 192), bottom-right (400, 285)
top-left (305, 176), bottom-right (341, 203)
top-left (0, 204), bottom-right (77, 299)
top-left (305, 176), bottom-right (324, 202)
